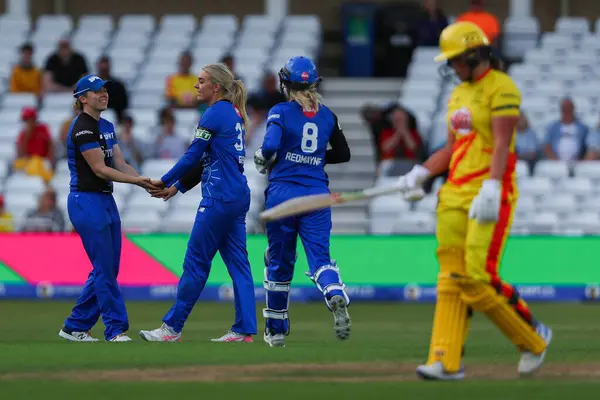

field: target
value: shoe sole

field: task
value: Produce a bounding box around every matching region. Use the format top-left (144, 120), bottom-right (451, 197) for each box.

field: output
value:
top-left (519, 328), bottom-right (553, 377)
top-left (416, 367), bottom-right (465, 381)
top-left (210, 338), bottom-right (253, 343)
top-left (58, 330), bottom-right (99, 342)
top-left (329, 295), bottom-right (351, 340)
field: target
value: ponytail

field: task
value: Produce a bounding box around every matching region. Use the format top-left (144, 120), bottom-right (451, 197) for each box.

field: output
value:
top-left (288, 86), bottom-right (322, 113)
top-left (231, 79), bottom-right (249, 128)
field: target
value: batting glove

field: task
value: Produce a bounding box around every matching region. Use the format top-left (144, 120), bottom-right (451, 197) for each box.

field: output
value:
top-left (469, 179), bottom-right (501, 223)
top-left (397, 165), bottom-right (430, 201)
top-left (254, 148), bottom-right (276, 174)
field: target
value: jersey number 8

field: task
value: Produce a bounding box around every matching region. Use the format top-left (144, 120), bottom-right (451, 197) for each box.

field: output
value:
top-left (301, 122), bottom-right (318, 153)
top-left (235, 122), bottom-right (244, 151)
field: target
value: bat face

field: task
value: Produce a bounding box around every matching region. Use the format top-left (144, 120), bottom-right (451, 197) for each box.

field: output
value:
top-left (259, 193), bottom-right (339, 222)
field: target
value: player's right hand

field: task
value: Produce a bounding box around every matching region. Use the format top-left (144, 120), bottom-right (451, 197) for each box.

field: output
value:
top-left (254, 148), bottom-right (275, 174)
top-left (396, 165), bottom-right (430, 200)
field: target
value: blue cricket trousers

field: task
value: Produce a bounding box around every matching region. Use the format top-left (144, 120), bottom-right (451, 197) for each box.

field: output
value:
top-left (162, 194), bottom-right (257, 334)
top-left (265, 182), bottom-right (333, 283)
top-left (64, 191), bottom-right (129, 341)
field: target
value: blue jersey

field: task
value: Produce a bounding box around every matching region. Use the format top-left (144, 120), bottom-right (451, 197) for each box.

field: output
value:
top-left (162, 100), bottom-right (249, 201)
top-left (261, 101), bottom-right (349, 188)
top-left (67, 113), bottom-right (118, 193)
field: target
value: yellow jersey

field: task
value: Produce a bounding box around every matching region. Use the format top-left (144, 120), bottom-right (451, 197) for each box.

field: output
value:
top-left (440, 68), bottom-right (520, 208)
top-left (0, 212), bottom-right (13, 232)
top-left (10, 65), bottom-right (42, 95)
top-left (165, 73), bottom-right (198, 107)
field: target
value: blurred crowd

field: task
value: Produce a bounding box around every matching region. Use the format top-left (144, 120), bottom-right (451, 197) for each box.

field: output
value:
top-left (1, 36), bottom-right (287, 233)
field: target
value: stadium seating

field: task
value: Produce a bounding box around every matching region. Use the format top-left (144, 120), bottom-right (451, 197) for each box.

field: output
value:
top-left (2, 13), bottom-right (600, 236)
top-left (366, 16), bottom-right (600, 235)
top-left (0, 13), bottom-right (321, 232)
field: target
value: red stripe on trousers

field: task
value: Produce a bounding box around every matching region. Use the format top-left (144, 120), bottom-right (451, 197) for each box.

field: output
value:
top-left (485, 194), bottom-right (532, 323)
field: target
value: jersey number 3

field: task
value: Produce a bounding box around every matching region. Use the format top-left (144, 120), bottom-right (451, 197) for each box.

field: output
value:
top-left (301, 122), bottom-right (318, 153)
top-left (235, 122), bottom-right (244, 151)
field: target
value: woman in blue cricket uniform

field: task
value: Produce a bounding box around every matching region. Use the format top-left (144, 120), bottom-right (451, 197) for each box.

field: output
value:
top-left (254, 57), bottom-right (352, 347)
top-left (58, 75), bottom-right (156, 342)
top-left (139, 63), bottom-right (257, 343)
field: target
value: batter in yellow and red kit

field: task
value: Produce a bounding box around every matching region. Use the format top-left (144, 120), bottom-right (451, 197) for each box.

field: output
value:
top-left (395, 22), bottom-right (552, 380)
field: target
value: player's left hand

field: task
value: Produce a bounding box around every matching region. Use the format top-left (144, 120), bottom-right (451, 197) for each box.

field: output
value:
top-left (469, 179), bottom-right (501, 223)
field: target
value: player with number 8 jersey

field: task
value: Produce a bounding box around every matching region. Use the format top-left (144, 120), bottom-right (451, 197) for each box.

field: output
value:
top-left (254, 56), bottom-right (352, 347)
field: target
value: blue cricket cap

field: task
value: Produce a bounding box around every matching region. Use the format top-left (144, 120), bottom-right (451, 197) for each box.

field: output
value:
top-left (73, 74), bottom-right (110, 98)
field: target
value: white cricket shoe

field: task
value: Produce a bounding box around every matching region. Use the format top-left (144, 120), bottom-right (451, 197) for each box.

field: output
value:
top-left (518, 322), bottom-right (553, 376)
top-left (264, 332), bottom-right (286, 347)
top-left (211, 330), bottom-right (253, 343)
top-left (139, 323), bottom-right (181, 342)
top-left (416, 362), bottom-right (465, 381)
top-left (107, 333), bottom-right (133, 342)
top-left (328, 295), bottom-right (351, 340)
top-left (58, 327), bottom-right (100, 342)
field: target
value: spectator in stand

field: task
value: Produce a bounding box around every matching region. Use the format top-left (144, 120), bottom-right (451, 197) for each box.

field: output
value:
top-left (10, 43), bottom-right (42, 96)
top-left (246, 72), bottom-right (287, 149)
top-left (13, 107), bottom-right (54, 182)
top-left (21, 188), bottom-right (65, 233)
top-left (166, 51), bottom-right (199, 110)
top-left (456, 0), bottom-right (500, 46)
top-left (515, 113), bottom-right (540, 170)
top-left (96, 56), bottom-right (129, 123)
top-left (544, 97), bottom-right (589, 162)
top-left (0, 194), bottom-right (13, 232)
top-left (220, 54), bottom-right (237, 78)
top-left (416, 0), bottom-right (449, 47)
top-left (362, 103), bottom-right (426, 161)
top-left (153, 107), bottom-right (187, 159)
top-left (116, 114), bottom-right (145, 170)
top-left (43, 39), bottom-right (89, 93)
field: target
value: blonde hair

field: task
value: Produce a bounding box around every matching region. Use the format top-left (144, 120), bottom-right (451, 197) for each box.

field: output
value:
top-left (73, 97), bottom-right (84, 112)
top-left (202, 63), bottom-right (249, 128)
top-left (288, 86), bottom-right (322, 113)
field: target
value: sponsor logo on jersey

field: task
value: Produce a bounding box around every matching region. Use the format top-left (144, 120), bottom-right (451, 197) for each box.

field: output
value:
top-left (267, 113), bottom-right (280, 121)
top-left (285, 152), bottom-right (323, 166)
top-left (450, 107), bottom-right (473, 135)
top-left (75, 130), bottom-right (94, 137)
top-left (194, 128), bottom-right (212, 141)
top-left (100, 131), bottom-right (115, 140)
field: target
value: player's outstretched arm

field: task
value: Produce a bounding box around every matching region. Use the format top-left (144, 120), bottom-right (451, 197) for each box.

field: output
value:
top-left (112, 144), bottom-right (140, 177)
top-left (81, 147), bottom-right (155, 189)
top-left (161, 136), bottom-right (211, 188)
top-left (393, 131), bottom-right (454, 200)
top-left (175, 162), bottom-right (204, 194)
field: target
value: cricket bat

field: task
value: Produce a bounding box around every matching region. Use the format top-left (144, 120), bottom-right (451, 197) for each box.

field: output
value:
top-left (259, 183), bottom-right (424, 222)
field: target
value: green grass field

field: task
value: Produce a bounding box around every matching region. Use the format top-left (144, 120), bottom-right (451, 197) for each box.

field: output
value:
top-left (0, 300), bottom-right (599, 399)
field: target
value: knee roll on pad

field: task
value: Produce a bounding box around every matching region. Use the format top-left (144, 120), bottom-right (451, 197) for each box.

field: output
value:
top-left (263, 267), bottom-right (291, 335)
top-left (455, 276), bottom-right (546, 353)
top-left (427, 275), bottom-right (468, 373)
top-left (306, 261), bottom-right (350, 309)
